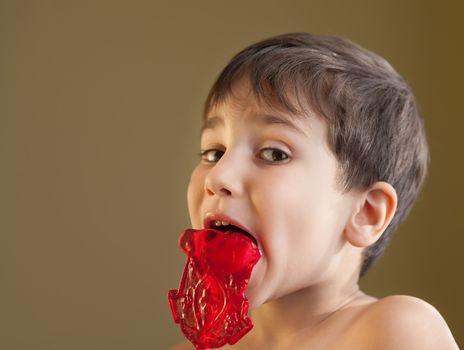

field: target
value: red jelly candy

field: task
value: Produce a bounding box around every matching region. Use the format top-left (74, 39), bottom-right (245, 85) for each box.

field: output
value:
top-left (168, 229), bottom-right (261, 349)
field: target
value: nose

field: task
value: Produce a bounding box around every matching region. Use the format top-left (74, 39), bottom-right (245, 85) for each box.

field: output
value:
top-left (204, 152), bottom-right (244, 197)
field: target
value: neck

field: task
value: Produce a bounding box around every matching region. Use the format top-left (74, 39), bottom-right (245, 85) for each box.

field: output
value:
top-left (248, 269), bottom-right (364, 346)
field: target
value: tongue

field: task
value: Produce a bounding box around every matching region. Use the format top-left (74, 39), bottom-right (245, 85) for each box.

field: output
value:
top-left (168, 228), bottom-right (261, 350)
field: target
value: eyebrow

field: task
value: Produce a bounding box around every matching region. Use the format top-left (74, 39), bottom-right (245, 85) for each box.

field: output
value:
top-left (201, 116), bottom-right (224, 133)
top-left (201, 113), bottom-right (307, 135)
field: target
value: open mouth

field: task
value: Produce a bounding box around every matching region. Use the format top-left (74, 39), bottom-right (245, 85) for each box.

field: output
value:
top-left (208, 221), bottom-right (257, 245)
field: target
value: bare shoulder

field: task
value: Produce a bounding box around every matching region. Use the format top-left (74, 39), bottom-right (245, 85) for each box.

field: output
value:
top-left (169, 341), bottom-right (194, 350)
top-left (355, 295), bottom-right (459, 350)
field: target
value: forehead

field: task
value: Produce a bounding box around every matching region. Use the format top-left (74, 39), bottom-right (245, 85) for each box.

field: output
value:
top-left (203, 111), bottom-right (311, 139)
top-left (203, 79), bottom-right (316, 136)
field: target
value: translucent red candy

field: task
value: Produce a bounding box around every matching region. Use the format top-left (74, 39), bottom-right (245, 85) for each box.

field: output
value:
top-left (168, 228), bottom-right (261, 350)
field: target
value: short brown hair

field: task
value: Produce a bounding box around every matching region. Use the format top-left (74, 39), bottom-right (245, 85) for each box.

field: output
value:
top-left (204, 32), bottom-right (429, 277)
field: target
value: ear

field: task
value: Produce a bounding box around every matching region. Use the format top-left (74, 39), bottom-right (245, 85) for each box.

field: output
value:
top-left (344, 182), bottom-right (398, 248)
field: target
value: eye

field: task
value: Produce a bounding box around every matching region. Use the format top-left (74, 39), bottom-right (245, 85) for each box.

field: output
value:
top-left (200, 149), bottom-right (224, 163)
top-left (258, 148), bottom-right (289, 163)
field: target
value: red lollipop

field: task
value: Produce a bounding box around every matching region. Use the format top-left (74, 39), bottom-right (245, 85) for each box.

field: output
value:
top-left (168, 228), bottom-right (261, 349)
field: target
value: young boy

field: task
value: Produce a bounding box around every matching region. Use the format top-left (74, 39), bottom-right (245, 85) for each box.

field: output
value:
top-left (171, 33), bottom-right (459, 349)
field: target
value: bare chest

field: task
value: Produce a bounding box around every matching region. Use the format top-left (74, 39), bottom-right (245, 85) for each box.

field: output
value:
top-left (222, 303), bottom-right (373, 350)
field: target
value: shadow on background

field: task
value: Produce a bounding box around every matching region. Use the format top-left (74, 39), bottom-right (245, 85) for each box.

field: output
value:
top-left (1, 1), bottom-right (462, 349)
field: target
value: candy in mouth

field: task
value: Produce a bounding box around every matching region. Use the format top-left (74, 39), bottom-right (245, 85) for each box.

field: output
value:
top-left (168, 228), bottom-right (261, 350)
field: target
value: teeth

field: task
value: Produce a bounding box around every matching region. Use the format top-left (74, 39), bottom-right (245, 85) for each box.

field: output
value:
top-left (212, 220), bottom-right (230, 227)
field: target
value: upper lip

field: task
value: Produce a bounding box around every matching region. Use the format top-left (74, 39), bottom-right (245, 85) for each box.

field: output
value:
top-left (203, 212), bottom-right (257, 243)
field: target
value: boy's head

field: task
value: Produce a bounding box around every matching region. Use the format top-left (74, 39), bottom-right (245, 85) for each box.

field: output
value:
top-left (189, 32), bottom-right (428, 288)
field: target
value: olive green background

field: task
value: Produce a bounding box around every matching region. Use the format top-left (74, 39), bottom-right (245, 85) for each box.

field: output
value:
top-left (1, 1), bottom-right (462, 349)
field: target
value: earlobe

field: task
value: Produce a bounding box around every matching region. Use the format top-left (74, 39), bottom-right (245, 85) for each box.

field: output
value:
top-left (345, 182), bottom-right (398, 248)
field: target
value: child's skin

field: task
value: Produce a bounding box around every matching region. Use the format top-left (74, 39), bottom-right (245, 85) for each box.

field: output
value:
top-left (172, 79), bottom-right (459, 349)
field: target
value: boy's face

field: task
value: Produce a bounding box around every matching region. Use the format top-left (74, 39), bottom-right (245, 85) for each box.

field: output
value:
top-left (187, 81), bottom-right (359, 307)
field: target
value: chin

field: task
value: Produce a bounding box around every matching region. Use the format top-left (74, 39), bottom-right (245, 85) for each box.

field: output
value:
top-left (245, 283), bottom-right (271, 310)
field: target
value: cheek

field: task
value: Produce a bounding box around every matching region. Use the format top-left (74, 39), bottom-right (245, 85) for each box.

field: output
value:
top-left (255, 166), bottom-right (321, 213)
top-left (255, 167), bottom-right (338, 245)
top-left (187, 166), bottom-right (205, 228)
